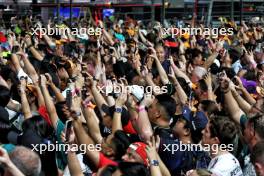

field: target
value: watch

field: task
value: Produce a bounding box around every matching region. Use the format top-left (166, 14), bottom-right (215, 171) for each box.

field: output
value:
top-left (150, 159), bottom-right (159, 166)
top-left (115, 107), bottom-right (123, 113)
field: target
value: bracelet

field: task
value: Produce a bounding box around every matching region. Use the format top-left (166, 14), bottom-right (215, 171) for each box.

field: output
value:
top-left (82, 100), bottom-right (96, 109)
top-left (138, 105), bottom-right (146, 112)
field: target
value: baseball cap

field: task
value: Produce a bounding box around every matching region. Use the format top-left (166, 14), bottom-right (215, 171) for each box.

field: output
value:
top-left (182, 105), bottom-right (208, 131)
top-left (128, 142), bottom-right (148, 166)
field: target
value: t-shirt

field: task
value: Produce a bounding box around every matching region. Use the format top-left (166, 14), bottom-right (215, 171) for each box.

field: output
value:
top-left (97, 152), bottom-right (118, 169)
top-left (158, 138), bottom-right (210, 175)
top-left (38, 105), bottom-right (52, 126)
top-left (56, 119), bottom-right (68, 170)
top-left (208, 152), bottom-right (243, 176)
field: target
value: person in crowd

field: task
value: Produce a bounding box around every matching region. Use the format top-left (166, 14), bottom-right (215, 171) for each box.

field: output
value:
top-left (0, 12), bottom-right (263, 176)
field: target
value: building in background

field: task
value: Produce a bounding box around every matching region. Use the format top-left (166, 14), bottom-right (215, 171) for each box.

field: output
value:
top-left (0, 0), bottom-right (263, 26)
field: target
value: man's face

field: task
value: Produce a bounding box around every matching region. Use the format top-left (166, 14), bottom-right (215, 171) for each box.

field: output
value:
top-left (122, 148), bottom-right (144, 164)
top-left (155, 47), bottom-right (165, 62)
top-left (147, 99), bottom-right (159, 123)
top-left (193, 54), bottom-right (203, 66)
top-left (102, 115), bottom-right (113, 129)
top-left (172, 118), bottom-right (187, 137)
top-left (201, 123), bottom-right (214, 146)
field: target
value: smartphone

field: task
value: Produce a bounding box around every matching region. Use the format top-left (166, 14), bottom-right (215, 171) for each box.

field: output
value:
top-left (148, 49), bottom-right (152, 55)
top-left (64, 120), bottom-right (72, 142)
top-left (66, 90), bottom-right (72, 109)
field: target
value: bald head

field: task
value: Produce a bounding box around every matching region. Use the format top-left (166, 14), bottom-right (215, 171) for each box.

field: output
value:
top-left (9, 146), bottom-right (41, 176)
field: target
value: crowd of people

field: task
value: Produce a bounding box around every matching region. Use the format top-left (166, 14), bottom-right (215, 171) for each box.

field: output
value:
top-left (0, 13), bottom-right (263, 176)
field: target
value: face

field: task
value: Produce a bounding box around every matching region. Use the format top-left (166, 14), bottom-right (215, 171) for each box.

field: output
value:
top-left (201, 123), bottom-right (214, 146)
top-left (193, 54), bottom-right (203, 66)
top-left (26, 90), bottom-right (36, 105)
top-left (155, 46), bottom-right (165, 62)
top-left (102, 115), bottom-right (113, 129)
top-left (122, 148), bottom-right (144, 164)
top-left (147, 99), bottom-right (159, 123)
top-left (101, 134), bottom-right (114, 156)
top-left (172, 118), bottom-right (187, 137)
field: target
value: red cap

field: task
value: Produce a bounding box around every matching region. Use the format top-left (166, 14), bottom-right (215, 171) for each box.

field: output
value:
top-left (164, 40), bottom-right (179, 48)
top-left (128, 142), bottom-right (148, 166)
top-left (0, 32), bottom-right (7, 43)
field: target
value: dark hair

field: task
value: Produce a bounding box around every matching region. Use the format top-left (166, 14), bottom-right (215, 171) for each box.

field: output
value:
top-left (0, 66), bottom-right (18, 85)
top-left (111, 130), bottom-right (131, 160)
top-left (248, 114), bottom-right (264, 140)
top-left (209, 116), bottom-right (237, 145)
top-left (177, 77), bottom-right (191, 96)
top-left (251, 141), bottom-right (264, 164)
top-left (156, 94), bottom-right (176, 118)
top-left (119, 162), bottom-right (149, 176)
top-left (198, 79), bottom-right (208, 92)
top-left (186, 48), bottom-right (202, 64)
top-left (200, 100), bottom-right (219, 116)
top-left (0, 85), bottom-right (11, 107)
top-left (22, 115), bottom-right (53, 139)
top-left (0, 121), bottom-right (12, 143)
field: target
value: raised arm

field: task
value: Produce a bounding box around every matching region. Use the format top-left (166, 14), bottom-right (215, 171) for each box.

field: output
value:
top-left (45, 73), bottom-right (65, 103)
top-left (221, 78), bottom-right (245, 124)
top-left (82, 99), bottom-right (103, 144)
top-left (73, 117), bottom-right (100, 168)
top-left (168, 67), bottom-right (188, 105)
top-left (16, 51), bottom-right (39, 83)
top-left (137, 94), bottom-right (154, 142)
top-left (67, 150), bottom-right (84, 176)
top-left (40, 75), bottom-right (59, 128)
top-left (24, 36), bottom-right (44, 61)
top-left (112, 87), bottom-right (127, 133)
top-left (149, 48), bottom-right (169, 85)
top-left (18, 78), bottom-right (32, 119)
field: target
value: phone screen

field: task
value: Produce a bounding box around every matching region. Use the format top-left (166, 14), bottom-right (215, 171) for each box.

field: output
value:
top-left (65, 120), bottom-right (72, 142)
top-left (66, 90), bottom-right (72, 109)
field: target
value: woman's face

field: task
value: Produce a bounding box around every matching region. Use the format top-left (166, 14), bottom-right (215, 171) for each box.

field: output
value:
top-left (155, 46), bottom-right (165, 62)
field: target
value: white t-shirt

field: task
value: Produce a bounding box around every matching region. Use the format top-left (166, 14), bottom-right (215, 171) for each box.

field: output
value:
top-left (208, 152), bottom-right (243, 176)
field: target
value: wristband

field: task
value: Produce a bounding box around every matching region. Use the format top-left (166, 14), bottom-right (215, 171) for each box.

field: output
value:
top-left (115, 107), bottom-right (123, 113)
top-left (138, 105), bottom-right (146, 112)
top-left (83, 100), bottom-right (96, 109)
top-left (150, 159), bottom-right (159, 166)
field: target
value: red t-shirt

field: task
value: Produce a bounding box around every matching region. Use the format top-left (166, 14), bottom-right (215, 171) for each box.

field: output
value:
top-left (38, 105), bottom-right (52, 126)
top-left (123, 120), bottom-right (137, 134)
top-left (97, 152), bottom-right (118, 169)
